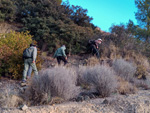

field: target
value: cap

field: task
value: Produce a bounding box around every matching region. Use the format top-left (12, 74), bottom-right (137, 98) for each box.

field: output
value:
top-left (97, 38), bottom-right (102, 41)
top-left (30, 43), bottom-right (36, 47)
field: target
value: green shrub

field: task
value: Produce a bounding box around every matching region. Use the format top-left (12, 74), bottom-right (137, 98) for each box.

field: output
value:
top-left (0, 31), bottom-right (42, 79)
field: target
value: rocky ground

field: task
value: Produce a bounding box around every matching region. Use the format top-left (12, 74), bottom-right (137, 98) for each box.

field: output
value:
top-left (1, 84), bottom-right (150, 113)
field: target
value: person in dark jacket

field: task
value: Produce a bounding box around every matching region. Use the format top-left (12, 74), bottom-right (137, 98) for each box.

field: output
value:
top-left (53, 45), bottom-right (68, 65)
top-left (88, 38), bottom-right (102, 58)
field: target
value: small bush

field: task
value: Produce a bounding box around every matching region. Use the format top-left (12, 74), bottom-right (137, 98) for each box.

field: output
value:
top-left (131, 78), bottom-right (149, 90)
top-left (85, 57), bottom-right (100, 66)
top-left (135, 65), bottom-right (147, 79)
top-left (26, 66), bottom-right (80, 105)
top-left (76, 66), bottom-right (90, 89)
top-left (117, 76), bottom-right (137, 95)
top-left (25, 74), bottom-right (52, 105)
top-left (82, 65), bottom-right (118, 97)
top-left (112, 58), bottom-right (136, 81)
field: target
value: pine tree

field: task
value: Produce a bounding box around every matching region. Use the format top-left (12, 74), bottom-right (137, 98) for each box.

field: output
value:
top-left (135, 0), bottom-right (150, 41)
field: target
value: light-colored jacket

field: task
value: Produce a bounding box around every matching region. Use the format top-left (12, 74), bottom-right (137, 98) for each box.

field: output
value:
top-left (53, 46), bottom-right (66, 58)
top-left (29, 46), bottom-right (37, 61)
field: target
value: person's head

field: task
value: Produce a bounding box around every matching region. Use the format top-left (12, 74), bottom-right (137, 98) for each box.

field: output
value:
top-left (30, 43), bottom-right (36, 47)
top-left (96, 38), bottom-right (102, 44)
top-left (61, 45), bottom-right (66, 50)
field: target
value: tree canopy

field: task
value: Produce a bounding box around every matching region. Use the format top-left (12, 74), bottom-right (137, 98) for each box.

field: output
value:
top-left (135, 0), bottom-right (150, 41)
top-left (12, 0), bottom-right (96, 54)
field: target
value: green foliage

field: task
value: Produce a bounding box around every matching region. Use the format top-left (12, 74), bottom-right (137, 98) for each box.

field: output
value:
top-left (135, 0), bottom-right (150, 41)
top-left (0, 0), bottom-right (96, 54)
top-left (14, 0), bottom-right (96, 54)
top-left (0, 0), bottom-right (16, 22)
top-left (69, 5), bottom-right (93, 27)
top-left (0, 31), bottom-right (42, 79)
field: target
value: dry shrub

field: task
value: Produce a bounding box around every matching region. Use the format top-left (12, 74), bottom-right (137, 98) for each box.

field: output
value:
top-left (76, 66), bottom-right (90, 89)
top-left (100, 43), bottom-right (120, 59)
top-left (132, 78), bottom-right (150, 90)
top-left (133, 53), bottom-right (149, 70)
top-left (108, 44), bottom-right (120, 59)
top-left (135, 65), bottom-right (148, 79)
top-left (0, 84), bottom-right (23, 108)
top-left (125, 52), bottom-right (150, 72)
top-left (112, 58), bottom-right (136, 81)
top-left (25, 74), bottom-right (52, 105)
top-left (85, 57), bottom-right (100, 66)
top-left (82, 65), bottom-right (118, 97)
top-left (26, 66), bottom-right (80, 105)
top-left (117, 76), bottom-right (137, 95)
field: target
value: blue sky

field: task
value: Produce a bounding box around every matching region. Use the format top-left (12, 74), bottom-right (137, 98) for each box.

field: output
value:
top-left (62, 0), bottom-right (138, 32)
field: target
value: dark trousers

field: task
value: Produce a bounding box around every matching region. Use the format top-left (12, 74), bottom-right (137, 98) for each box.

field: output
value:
top-left (90, 45), bottom-right (100, 58)
top-left (57, 56), bottom-right (68, 65)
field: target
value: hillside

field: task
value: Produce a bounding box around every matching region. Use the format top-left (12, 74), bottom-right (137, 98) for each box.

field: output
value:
top-left (1, 0), bottom-right (150, 113)
top-left (0, 56), bottom-right (150, 113)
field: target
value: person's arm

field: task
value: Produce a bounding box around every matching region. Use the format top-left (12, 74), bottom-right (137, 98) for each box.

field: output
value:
top-left (61, 49), bottom-right (67, 60)
top-left (53, 50), bottom-right (57, 58)
top-left (96, 43), bottom-right (99, 49)
top-left (62, 49), bottom-right (66, 57)
top-left (33, 47), bottom-right (37, 63)
top-left (94, 41), bottom-right (98, 49)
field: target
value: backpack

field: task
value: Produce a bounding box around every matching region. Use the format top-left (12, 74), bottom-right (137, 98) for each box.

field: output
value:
top-left (23, 48), bottom-right (33, 59)
top-left (88, 40), bottom-right (95, 45)
top-left (86, 40), bottom-right (95, 53)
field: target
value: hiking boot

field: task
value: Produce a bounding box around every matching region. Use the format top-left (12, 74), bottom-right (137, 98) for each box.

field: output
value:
top-left (21, 82), bottom-right (27, 87)
top-left (22, 80), bottom-right (26, 83)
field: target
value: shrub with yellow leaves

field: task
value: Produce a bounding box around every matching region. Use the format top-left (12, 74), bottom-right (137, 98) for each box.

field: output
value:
top-left (0, 31), bottom-right (42, 79)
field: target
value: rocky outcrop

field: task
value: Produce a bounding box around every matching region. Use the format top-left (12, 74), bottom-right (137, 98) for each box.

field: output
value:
top-left (0, 22), bottom-right (20, 33)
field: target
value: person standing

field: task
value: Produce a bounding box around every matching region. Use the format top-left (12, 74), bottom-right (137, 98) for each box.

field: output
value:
top-left (53, 45), bottom-right (68, 65)
top-left (26, 45), bottom-right (37, 79)
top-left (88, 38), bottom-right (102, 58)
top-left (22, 43), bottom-right (38, 82)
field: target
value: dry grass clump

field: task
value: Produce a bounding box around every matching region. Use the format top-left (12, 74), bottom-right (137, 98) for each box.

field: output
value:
top-left (25, 66), bottom-right (80, 105)
top-left (112, 58), bottom-right (150, 90)
top-left (25, 74), bottom-right (52, 105)
top-left (131, 78), bottom-right (150, 90)
top-left (0, 84), bottom-right (23, 108)
top-left (82, 65), bottom-right (118, 97)
top-left (85, 57), bottom-right (100, 66)
top-left (76, 66), bottom-right (89, 89)
top-left (125, 52), bottom-right (150, 77)
top-left (112, 58), bottom-right (136, 81)
top-left (117, 76), bottom-right (137, 95)
top-left (132, 53), bottom-right (149, 70)
top-left (134, 65), bottom-right (148, 79)
top-left (100, 43), bottom-right (120, 59)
